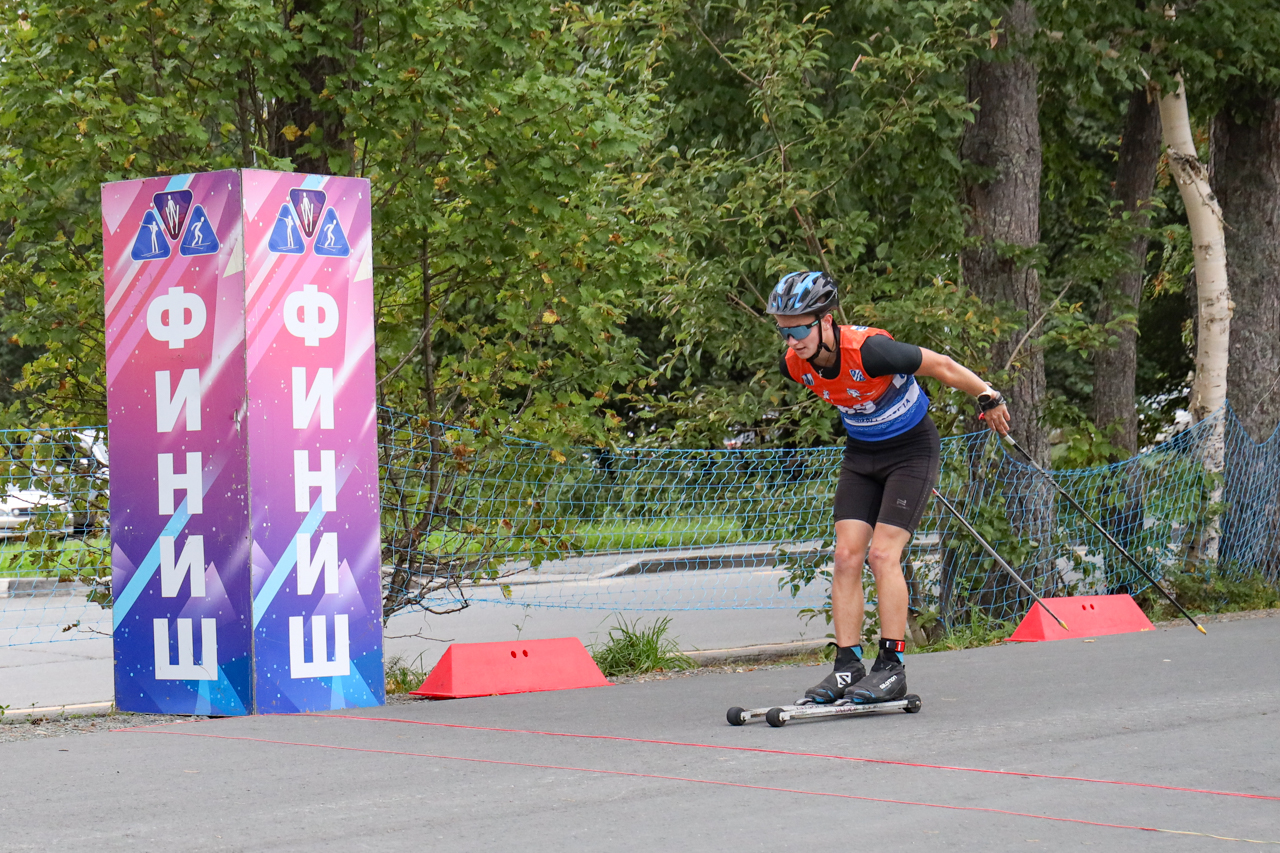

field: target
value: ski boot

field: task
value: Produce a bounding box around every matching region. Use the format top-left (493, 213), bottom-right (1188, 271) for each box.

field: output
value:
top-left (798, 644), bottom-right (865, 705)
top-left (847, 638), bottom-right (907, 704)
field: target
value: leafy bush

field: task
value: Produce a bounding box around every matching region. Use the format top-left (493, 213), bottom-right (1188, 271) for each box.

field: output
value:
top-left (384, 655), bottom-right (429, 695)
top-left (1136, 567), bottom-right (1280, 621)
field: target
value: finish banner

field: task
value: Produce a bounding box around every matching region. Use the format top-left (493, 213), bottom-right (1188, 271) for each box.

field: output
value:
top-left (102, 170), bottom-right (383, 715)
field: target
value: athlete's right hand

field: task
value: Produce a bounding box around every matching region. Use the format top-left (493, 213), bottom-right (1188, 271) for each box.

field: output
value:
top-left (981, 403), bottom-right (1010, 436)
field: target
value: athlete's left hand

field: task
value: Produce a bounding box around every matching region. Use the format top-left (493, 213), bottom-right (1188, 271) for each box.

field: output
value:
top-left (981, 403), bottom-right (1010, 436)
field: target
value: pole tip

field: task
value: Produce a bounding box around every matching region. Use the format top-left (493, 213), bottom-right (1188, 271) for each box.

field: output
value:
top-left (1197, 624), bottom-right (1207, 635)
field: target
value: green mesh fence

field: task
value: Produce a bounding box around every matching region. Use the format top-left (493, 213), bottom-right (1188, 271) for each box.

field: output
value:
top-left (3, 407), bottom-right (1278, 646)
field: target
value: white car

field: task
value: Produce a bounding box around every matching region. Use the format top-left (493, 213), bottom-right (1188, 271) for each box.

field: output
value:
top-left (0, 486), bottom-right (73, 539)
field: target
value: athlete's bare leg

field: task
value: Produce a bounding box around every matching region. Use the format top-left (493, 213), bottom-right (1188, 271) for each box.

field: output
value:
top-left (831, 519), bottom-right (872, 646)
top-left (832, 519), bottom-right (911, 644)
top-left (866, 523), bottom-right (912, 640)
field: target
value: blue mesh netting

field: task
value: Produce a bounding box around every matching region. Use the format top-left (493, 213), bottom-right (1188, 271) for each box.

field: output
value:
top-left (3, 406), bottom-right (1277, 646)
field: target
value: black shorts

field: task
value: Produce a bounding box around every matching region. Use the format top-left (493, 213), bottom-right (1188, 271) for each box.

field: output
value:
top-left (833, 416), bottom-right (940, 532)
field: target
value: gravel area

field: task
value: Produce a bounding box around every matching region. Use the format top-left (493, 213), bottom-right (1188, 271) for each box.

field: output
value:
top-left (0, 712), bottom-right (210, 744)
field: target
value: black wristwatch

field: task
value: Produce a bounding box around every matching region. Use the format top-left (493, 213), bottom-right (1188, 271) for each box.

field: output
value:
top-left (977, 390), bottom-right (1004, 413)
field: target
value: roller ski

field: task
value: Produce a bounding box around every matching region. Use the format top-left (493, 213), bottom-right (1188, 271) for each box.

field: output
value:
top-left (725, 641), bottom-right (920, 726)
top-left (726, 694), bottom-right (922, 727)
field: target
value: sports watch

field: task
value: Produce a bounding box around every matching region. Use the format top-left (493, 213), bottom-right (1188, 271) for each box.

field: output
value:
top-left (977, 390), bottom-right (1004, 413)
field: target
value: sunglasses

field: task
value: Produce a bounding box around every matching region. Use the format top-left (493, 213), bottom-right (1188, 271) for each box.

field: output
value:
top-left (776, 318), bottom-right (820, 341)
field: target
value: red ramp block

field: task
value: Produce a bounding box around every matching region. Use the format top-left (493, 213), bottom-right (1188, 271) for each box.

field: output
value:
top-left (1008, 594), bottom-right (1155, 643)
top-left (411, 638), bottom-right (610, 699)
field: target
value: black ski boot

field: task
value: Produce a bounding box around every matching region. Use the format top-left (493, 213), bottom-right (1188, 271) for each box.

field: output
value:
top-left (847, 638), bottom-right (907, 704)
top-left (798, 644), bottom-right (865, 705)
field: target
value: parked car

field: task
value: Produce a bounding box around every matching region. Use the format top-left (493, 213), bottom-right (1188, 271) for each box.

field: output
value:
top-left (19, 429), bottom-right (108, 537)
top-left (0, 486), bottom-right (74, 539)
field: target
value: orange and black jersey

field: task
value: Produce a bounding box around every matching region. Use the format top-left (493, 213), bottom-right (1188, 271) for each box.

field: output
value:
top-left (780, 324), bottom-right (929, 441)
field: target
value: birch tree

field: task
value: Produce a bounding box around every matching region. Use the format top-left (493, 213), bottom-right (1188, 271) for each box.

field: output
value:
top-left (1157, 74), bottom-right (1230, 558)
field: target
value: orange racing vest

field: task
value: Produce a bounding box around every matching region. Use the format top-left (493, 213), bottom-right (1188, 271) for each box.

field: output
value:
top-left (784, 325), bottom-right (928, 441)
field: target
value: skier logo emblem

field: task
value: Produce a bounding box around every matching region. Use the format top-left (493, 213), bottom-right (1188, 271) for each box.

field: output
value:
top-left (267, 204), bottom-right (305, 254)
top-left (130, 210), bottom-right (172, 261)
top-left (179, 205), bottom-right (220, 257)
top-left (850, 369), bottom-right (866, 382)
top-left (153, 190), bottom-right (192, 241)
top-left (289, 188), bottom-right (327, 239)
top-left (835, 672), bottom-right (853, 688)
top-left (312, 208), bottom-right (350, 257)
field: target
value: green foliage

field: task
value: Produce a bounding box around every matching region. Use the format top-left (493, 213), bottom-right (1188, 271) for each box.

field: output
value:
top-left (589, 615), bottom-right (695, 677)
top-left (911, 608), bottom-right (1016, 652)
top-left (0, 1), bottom-right (677, 447)
top-left (632, 1), bottom-right (1008, 446)
top-left (1136, 567), bottom-right (1280, 621)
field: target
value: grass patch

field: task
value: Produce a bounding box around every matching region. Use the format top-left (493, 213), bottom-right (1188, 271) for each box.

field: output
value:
top-left (0, 536), bottom-right (108, 579)
top-left (575, 518), bottom-right (742, 552)
top-left (1136, 568), bottom-right (1280, 621)
top-left (384, 654), bottom-right (429, 695)
top-left (910, 610), bottom-right (1017, 653)
top-left (590, 616), bottom-right (696, 678)
top-left (415, 517), bottom-right (743, 561)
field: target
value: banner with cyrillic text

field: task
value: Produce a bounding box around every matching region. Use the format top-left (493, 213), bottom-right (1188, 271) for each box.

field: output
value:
top-left (241, 170), bottom-right (382, 713)
top-left (103, 171), bottom-right (252, 714)
top-left (102, 170), bottom-right (382, 714)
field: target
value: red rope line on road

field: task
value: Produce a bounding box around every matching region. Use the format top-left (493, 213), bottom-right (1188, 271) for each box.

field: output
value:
top-left (321, 713), bottom-right (1280, 803)
top-left (121, 727), bottom-right (1279, 845)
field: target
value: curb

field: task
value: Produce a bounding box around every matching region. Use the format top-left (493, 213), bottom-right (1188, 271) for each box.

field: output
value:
top-left (683, 639), bottom-right (828, 667)
top-left (1152, 607), bottom-right (1280, 628)
top-left (2, 701), bottom-right (114, 719)
top-left (0, 578), bottom-right (89, 599)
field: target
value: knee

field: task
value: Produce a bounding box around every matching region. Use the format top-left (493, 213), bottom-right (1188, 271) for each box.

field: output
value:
top-left (832, 543), bottom-right (865, 579)
top-left (866, 545), bottom-right (901, 576)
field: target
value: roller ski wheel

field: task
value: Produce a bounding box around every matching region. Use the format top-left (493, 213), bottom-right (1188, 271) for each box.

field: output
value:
top-left (726, 706), bottom-right (747, 726)
top-left (905, 694), bottom-right (922, 713)
top-left (765, 707), bottom-right (787, 728)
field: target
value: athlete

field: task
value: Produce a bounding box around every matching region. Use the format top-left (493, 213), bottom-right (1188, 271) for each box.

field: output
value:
top-left (767, 271), bottom-right (1010, 705)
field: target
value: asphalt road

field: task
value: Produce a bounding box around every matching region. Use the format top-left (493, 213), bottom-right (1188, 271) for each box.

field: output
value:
top-left (3, 615), bottom-right (1277, 852)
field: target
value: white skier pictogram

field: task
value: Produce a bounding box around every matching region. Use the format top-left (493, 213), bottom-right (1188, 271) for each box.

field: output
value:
top-left (144, 219), bottom-right (162, 256)
top-left (267, 204), bottom-right (306, 254)
top-left (164, 196), bottom-right (181, 236)
top-left (179, 205), bottom-right (219, 257)
top-left (131, 210), bottom-right (173, 261)
top-left (312, 208), bottom-right (350, 257)
top-left (279, 209), bottom-right (296, 249)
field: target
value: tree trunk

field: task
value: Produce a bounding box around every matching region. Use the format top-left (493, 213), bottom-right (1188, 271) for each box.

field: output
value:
top-left (1211, 96), bottom-right (1280, 580)
top-left (1158, 74), bottom-right (1230, 562)
top-left (958, 1), bottom-right (1052, 615)
top-left (1211, 98), bottom-right (1280, 442)
top-left (1093, 87), bottom-right (1163, 456)
top-left (960, 1), bottom-right (1046, 464)
top-left (269, 1), bottom-right (353, 175)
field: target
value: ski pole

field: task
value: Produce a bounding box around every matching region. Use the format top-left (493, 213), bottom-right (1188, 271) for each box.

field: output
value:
top-left (929, 487), bottom-right (1069, 632)
top-left (1002, 434), bottom-right (1207, 635)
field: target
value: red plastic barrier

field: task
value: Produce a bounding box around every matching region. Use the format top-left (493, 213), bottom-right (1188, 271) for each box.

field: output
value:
top-left (410, 638), bottom-right (611, 699)
top-left (1007, 594), bottom-right (1155, 643)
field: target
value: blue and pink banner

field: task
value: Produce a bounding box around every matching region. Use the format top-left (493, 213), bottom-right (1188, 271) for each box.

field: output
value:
top-left (102, 170), bottom-right (383, 715)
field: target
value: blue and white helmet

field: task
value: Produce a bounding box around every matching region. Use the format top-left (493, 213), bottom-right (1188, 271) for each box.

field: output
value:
top-left (766, 271), bottom-right (838, 317)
